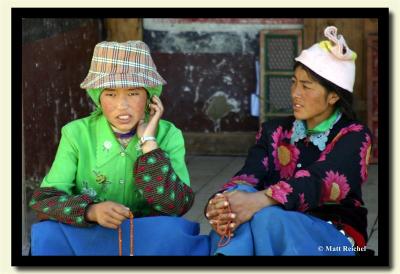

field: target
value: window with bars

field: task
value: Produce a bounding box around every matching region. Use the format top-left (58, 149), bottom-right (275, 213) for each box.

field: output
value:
top-left (259, 29), bottom-right (303, 123)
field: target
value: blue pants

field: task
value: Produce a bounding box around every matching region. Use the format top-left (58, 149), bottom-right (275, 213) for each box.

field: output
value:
top-left (210, 185), bottom-right (355, 256)
top-left (31, 216), bottom-right (210, 256)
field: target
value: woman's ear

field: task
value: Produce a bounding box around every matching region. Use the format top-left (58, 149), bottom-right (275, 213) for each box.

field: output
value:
top-left (328, 92), bottom-right (340, 105)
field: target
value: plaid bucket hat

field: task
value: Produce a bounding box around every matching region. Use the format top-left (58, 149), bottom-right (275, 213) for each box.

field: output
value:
top-left (80, 40), bottom-right (167, 89)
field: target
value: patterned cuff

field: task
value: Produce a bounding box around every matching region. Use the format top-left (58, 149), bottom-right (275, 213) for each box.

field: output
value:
top-left (135, 148), bottom-right (194, 216)
top-left (264, 181), bottom-right (294, 205)
top-left (220, 174), bottom-right (259, 191)
top-left (29, 187), bottom-right (95, 227)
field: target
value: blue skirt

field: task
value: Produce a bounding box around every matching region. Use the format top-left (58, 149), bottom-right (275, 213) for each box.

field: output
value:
top-left (210, 185), bottom-right (356, 256)
top-left (31, 216), bottom-right (210, 256)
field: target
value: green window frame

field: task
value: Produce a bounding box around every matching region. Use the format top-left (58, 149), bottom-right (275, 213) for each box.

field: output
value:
top-left (259, 29), bottom-right (303, 123)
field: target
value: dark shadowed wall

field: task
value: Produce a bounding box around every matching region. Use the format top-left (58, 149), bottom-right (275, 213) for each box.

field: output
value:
top-left (22, 19), bottom-right (103, 190)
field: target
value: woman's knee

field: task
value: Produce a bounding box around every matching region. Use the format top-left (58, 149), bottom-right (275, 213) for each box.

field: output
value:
top-left (253, 205), bottom-right (285, 219)
top-left (31, 221), bottom-right (73, 255)
top-left (250, 205), bottom-right (290, 228)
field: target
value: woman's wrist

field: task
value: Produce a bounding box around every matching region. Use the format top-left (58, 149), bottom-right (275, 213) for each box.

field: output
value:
top-left (253, 191), bottom-right (277, 210)
top-left (141, 140), bottom-right (158, 154)
top-left (85, 204), bottom-right (97, 222)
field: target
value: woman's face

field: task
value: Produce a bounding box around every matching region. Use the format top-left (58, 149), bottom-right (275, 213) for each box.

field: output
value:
top-left (291, 66), bottom-right (339, 129)
top-left (100, 87), bottom-right (147, 132)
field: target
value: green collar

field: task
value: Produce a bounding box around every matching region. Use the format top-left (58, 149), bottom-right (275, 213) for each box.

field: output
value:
top-left (307, 109), bottom-right (340, 135)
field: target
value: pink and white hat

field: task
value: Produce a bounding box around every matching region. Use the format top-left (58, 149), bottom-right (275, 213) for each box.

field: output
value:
top-left (295, 26), bottom-right (357, 92)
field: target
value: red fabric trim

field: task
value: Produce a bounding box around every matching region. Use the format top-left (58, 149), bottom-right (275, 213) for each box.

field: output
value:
top-left (342, 223), bottom-right (366, 248)
top-left (333, 221), bottom-right (366, 247)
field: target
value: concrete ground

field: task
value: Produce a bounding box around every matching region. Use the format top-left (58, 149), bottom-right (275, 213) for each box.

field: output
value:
top-left (183, 155), bottom-right (379, 255)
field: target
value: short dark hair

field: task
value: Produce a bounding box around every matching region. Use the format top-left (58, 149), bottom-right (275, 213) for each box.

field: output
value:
top-left (294, 62), bottom-right (356, 120)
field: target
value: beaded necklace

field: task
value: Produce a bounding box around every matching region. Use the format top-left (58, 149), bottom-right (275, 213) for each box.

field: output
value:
top-left (114, 128), bottom-right (136, 139)
top-left (111, 126), bottom-right (136, 148)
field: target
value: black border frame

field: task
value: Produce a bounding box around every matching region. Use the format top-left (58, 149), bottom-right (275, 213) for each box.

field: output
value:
top-left (12, 7), bottom-right (390, 267)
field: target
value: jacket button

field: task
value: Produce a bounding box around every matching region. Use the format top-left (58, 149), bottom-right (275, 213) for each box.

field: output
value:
top-left (119, 179), bottom-right (125, 184)
top-left (120, 152), bottom-right (126, 157)
top-left (297, 163), bottom-right (302, 168)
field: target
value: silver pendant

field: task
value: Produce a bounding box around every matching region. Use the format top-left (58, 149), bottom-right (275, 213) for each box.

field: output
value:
top-left (103, 140), bottom-right (112, 152)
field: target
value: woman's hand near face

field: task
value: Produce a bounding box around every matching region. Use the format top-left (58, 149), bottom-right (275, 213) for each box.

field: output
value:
top-left (137, 95), bottom-right (164, 137)
top-left (85, 201), bottom-right (131, 229)
top-left (137, 95), bottom-right (163, 153)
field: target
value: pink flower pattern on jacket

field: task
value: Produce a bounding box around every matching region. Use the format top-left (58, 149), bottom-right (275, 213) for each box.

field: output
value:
top-left (298, 193), bottom-right (309, 212)
top-left (318, 123), bottom-right (364, 162)
top-left (353, 199), bottom-right (362, 207)
top-left (271, 126), bottom-right (300, 179)
top-left (222, 174), bottom-right (259, 189)
top-left (321, 170), bottom-right (350, 203)
top-left (266, 181), bottom-right (293, 204)
top-left (262, 156), bottom-right (269, 170)
top-left (218, 116), bottom-right (371, 232)
top-left (294, 169), bottom-right (311, 178)
top-left (359, 133), bottom-right (372, 184)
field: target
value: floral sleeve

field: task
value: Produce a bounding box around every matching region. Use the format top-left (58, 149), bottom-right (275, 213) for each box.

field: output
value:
top-left (265, 124), bottom-right (373, 212)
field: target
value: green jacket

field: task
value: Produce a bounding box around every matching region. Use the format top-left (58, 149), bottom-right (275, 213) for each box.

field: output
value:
top-left (39, 114), bottom-right (191, 216)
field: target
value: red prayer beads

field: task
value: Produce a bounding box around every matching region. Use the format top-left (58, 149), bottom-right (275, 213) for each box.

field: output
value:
top-left (118, 211), bottom-right (134, 256)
